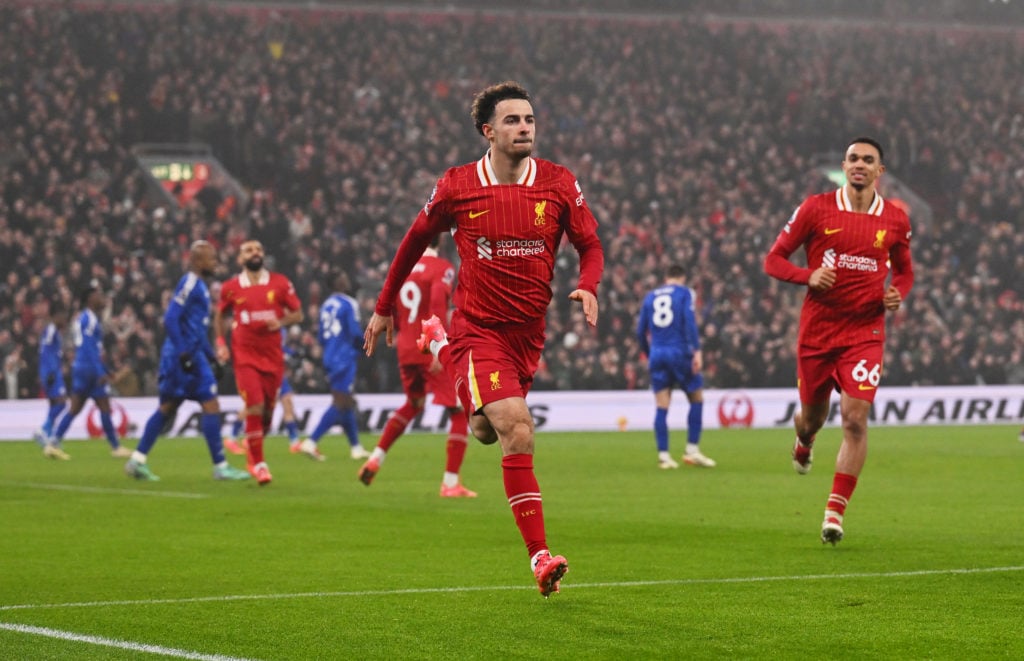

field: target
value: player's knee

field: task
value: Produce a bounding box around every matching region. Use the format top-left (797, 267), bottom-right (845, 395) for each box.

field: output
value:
top-left (841, 414), bottom-right (868, 439)
top-left (496, 420), bottom-right (534, 455)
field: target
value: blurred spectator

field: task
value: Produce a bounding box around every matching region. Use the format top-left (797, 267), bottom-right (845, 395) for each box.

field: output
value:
top-left (0, 3), bottom-right (1021, 399)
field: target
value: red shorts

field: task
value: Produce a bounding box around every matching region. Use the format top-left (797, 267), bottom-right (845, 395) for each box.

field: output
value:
top-left (798, 340), bottom-right (885, 404)
top-left (399, 362), bottom-right (458, 408)
top-left (234, 364), bottom-right (283, 411)
top-left (446, 312), bottom-right (544, 413)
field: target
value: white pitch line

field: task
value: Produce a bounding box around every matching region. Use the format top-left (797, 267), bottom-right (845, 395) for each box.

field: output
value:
top-left (0, 480), bottom-right (208, 499)
top-left (1, 565), bottom-right (1021, 613)
top-left (0, 622), bottom-right (260, 661)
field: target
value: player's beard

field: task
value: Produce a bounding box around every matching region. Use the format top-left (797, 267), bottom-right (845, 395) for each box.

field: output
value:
top-left (243, 256), bottom-right (264, 272)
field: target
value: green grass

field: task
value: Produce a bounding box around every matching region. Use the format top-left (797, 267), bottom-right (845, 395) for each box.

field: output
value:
top-left (1, 425), bottom-right (1022, 660)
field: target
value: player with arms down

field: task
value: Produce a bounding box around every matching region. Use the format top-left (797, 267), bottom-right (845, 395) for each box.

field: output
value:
top-left (215, 240), bottom-right (303, 485)
top-left (636, 264), bottom-right (714, 470)
top-left (124, 241), bottom-right (250, 482)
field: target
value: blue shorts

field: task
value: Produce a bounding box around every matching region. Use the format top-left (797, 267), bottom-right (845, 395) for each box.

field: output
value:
top-left (70, 366), bottom-right (111, 400)
top-left (326, 363), bottom-right (356, 395)
top-left (157, 347), bottom-right (218, 403)
top-left (279, 376), bottom-right (293, 397)
top-left (41, 370), bottom-right (66, 400)
top-left (648, 349), bottom-right (704, 394)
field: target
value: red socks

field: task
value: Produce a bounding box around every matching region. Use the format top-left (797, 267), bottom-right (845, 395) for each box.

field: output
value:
top-left (445, 409), bottom-right (469, 473)
top-left (378, 401), bottom-right (420, 452)
top-left (245, 414), bottom-right (265, 465)
top-left (826, 472), bottom-right (858, 517)
top-left (502, 453), bottom-right (547, 558)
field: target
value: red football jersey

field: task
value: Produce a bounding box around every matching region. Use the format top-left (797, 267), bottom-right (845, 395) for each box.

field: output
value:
top-left (765, 188), bottom-right (914, 348)
top-left (218, 269), bottom-right (301, 372)
top-left (376, 153), bottom-right (604, 327)
top-left (394, 253), bottom-right (455, 366)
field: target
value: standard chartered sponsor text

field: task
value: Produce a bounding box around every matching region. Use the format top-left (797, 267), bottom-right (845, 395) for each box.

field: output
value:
top-left (837, 253), bottom-right (878, 271)
top-left (495, 239), bottom-right (546, 257)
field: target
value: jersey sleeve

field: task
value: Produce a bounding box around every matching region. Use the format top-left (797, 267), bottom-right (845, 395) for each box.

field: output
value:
top-left (317, 300), bottom-right (332, 342)
top-left (344, 298), bottom-right (363, 349)
top-left (281, 276), bottom-right (302, 311)
top-left (560, 170), bottom-right (604, 296)
top-left (163, 295), bottom-right (187, 354)
top-left (375, 176), bottom-right (455, 316)
top-left (164, 275), bottom-right (195, 354)
top-left (217, 278), bottom-right (235, 314)
top-left (764, 200), bottom-right (815, 285)
top-left (636, 295), bottom-right (651, 356)
top-left (683, 288), bottom-right (701, 353)
top-left (890, 215), bottom-right (914, 298)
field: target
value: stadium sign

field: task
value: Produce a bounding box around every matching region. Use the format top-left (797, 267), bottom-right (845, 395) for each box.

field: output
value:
top-left (0, 386), bottom-right (1021, 441)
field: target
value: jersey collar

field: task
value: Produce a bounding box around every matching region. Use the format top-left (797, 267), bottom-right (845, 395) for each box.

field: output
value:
top-left (239, 269), bottom-right (270, 287)
top-left (835, 187), bottom-right (884, 216)
top-left (476, 150), bottom-right (536, 187)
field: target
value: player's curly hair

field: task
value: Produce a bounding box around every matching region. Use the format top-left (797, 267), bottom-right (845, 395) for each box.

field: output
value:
top-left (471, 81), bottom-right (532, 136)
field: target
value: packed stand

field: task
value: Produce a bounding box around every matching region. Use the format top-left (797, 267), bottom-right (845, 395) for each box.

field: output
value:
top-left (0, 3), bottom-right (1021, 401)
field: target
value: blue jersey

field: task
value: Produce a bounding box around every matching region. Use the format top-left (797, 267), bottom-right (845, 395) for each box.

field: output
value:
top-left (637, 283), bottom-right (703, 393)
top-left (39, 322), bottom-right (66, 398)
top-left (71, 309), bottom-right (106, 373)
top-left (637, 284), bottom-right (700, 357)
top-left (157, 272), bottom-right (218, 403)
top-left (319, 293), bottom-right (361, 375)
top-left (39, 323), bottom-right (63, 379)
top-left (163, 272), bottom-right (214, 360)
top-left (70, 308), bottom-right (110, 398)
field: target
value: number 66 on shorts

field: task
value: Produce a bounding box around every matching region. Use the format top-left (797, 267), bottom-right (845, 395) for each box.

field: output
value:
top-left (797, 340), bottom-right (885, 404)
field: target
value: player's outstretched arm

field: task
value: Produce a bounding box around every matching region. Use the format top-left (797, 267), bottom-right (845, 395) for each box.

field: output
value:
top-left (363, 312), bottom-right (394, 357)
top-left (568, 289), bottom-right (599, 327)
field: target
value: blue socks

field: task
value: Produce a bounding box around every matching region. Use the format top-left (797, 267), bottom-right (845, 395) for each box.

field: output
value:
top-left (201, 413), bottom-right (225, 464)
top-left (42, 403), bottom-right (63, 437)
top-left (309, 406), bottom-right (359, 446)
top-left (655, 403), bottom-right (703, 452)
top-left (100, 412), bottom-right (120, 449)
top-left (687, 402), bottom-right (703, 445)
top-left (654, 407), bottom-right (669, 452)
top-left (309, 405), bottom-right (340, 442)
top-left (338, 408), bottom-right (359, 447)
top-left (284, 420), bottom-right (299, 443)
top-left (136, 410), bottom-right (167, 455)
top-left (51, 404), bottom-right (72, 441)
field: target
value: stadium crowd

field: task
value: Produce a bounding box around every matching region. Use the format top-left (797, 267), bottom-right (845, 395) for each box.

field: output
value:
top-left (1, 2), bottom-right (1022, 401)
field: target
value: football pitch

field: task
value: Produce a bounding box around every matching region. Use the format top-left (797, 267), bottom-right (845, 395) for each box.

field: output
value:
top-left (1, 425), bottom-right (1021, 660)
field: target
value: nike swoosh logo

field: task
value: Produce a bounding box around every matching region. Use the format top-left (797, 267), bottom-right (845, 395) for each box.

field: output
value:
top-left (824, 228), bottom-right (843, 235)
top-left (468, 210), bottom-right (490, 219)
top-left (858, 384), bottom-right (876, 391)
